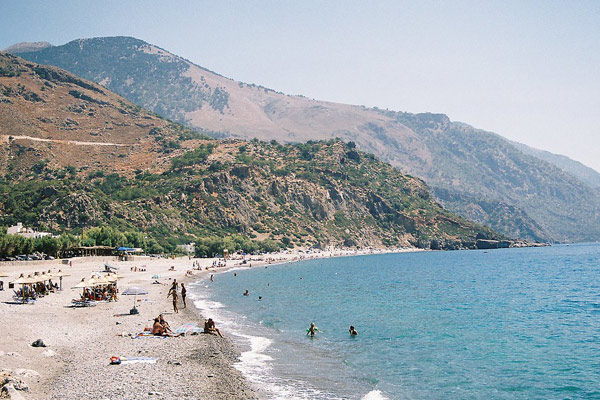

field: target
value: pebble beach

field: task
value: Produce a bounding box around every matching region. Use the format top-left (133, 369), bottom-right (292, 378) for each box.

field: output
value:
top-left (0, 255), bottom-right (258, 399)
top-left (0, 249), bottom-right (396, 399)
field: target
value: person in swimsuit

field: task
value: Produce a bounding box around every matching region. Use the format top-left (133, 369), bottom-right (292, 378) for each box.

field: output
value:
top-left (152, 318), bottom-right (172, 336)
top-left (204, 318), bottom-right (224, 337)
top-left (168, 290), bottom-right (179, 313)
top-left (349, 325), bottom-right (358, 336)
top-left (158, 314), bottom-right (172, 333)
top-left (168, 279), bottom-right (178, 297)
top-left (306, 322), bottom-right (320, 337)
top-left (181, 284), bottom-right (187, 308)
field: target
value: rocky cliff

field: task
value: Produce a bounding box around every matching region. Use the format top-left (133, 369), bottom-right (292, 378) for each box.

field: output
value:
top-left (0, 53), bottom-right (501, 249)
top-left (8, 36), bottom-right (599, 242)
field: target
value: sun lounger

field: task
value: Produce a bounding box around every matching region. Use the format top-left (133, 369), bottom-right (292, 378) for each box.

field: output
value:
top-left (12, 296), bottom-right (36, 304)
top-left (71, 300), bottom-right (97, 307)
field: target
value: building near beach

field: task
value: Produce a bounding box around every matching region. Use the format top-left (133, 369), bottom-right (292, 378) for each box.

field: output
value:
top-left (176, 242), bottom-right (195, 254)
top-left (6, 222), bottom-right (52, 239)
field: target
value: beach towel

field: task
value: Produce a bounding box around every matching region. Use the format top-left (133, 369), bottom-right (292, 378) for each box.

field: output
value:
top-left (134, 333), bottom-right (168, 339)
top-left (111, 356), bottom-right (157, 364)
top-left (175, 323), bottom-right (203, 334)
top-left (121, 356), bottom-right (157, 364)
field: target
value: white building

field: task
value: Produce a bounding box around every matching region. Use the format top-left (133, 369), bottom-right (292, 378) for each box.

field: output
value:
top-left (6, 222), bottom-right (52, 239)
top-left (176, 242), bottom-right (196, 254)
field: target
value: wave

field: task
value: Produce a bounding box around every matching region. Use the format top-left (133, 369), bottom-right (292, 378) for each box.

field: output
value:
top-left (190, 284), bottom-right (346, 399)
top-left (362, 390), bottom-right (390, 400)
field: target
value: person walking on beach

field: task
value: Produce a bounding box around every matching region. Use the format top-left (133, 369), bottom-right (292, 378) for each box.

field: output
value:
top-left (168, 279), bottom-right (178, 297)
top-left (168, 289), bottom-right (179, 313)
top-left (181, 283), bottom-right (187, 308)
top-left (306, 322), bottom-right (321, 337)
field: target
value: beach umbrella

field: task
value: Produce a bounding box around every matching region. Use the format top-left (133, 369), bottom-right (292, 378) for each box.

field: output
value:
top-left (52, 270), bottom-right (70, 290)
top-left (121, 286), bottom-right (148, 309)
top-left (72, 278), bottom-right (90, 289)
top-left (12, 274), bottom-right (35, 303)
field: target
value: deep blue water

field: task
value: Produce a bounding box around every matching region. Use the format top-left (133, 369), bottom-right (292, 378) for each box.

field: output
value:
top-left (189, 244), bottom-right (600, 399)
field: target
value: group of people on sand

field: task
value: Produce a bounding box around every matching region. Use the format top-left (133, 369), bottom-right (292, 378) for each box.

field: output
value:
top-left (306, 322), bottom-right (358, 337)
top-left (79, 286), bottom-right (118, 302)
top-left (167, 279), bottom-right (186, 313)
top-left (152, 314), bottom-right (181, 337)
top-left (129, 266), bottom-right (147, 272)
top-left (15, 279), bottom-right (58, 300)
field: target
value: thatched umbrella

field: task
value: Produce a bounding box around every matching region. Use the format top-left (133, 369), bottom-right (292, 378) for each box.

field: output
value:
top-left (12, 274), bottom-right (35, 303)
top-left (52, 270), bottom-right (71, 290)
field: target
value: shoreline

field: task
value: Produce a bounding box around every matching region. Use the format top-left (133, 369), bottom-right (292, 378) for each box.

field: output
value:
top-left (0, 247), bottom-right (415, 399)
top-left (0, 255), bottom-right (256, 399)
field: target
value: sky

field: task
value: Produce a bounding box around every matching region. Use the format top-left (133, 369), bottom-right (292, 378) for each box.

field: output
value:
top-left (1, 0), bottom-right (599, 171)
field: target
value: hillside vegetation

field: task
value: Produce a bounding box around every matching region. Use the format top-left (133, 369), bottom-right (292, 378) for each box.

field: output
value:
top-left (0, 53), bottom-right (501, 254)
top-left (11, 36), bottom-right (600, 242)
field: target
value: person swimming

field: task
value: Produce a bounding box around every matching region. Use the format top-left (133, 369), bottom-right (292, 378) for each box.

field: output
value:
top-left (349, 325), bottom-right (358, 336)
top-left (306, 322), bottom-right (320, 337)
top-left (243, 290), bottom-right (249, 296)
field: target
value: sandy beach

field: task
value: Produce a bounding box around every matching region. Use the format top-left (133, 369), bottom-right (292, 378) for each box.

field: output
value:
top-left (0, 248), bottom-right (411, 399)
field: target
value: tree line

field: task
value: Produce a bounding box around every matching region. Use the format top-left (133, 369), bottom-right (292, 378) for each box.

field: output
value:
top-left (0, 226), bottom-right (286, 259)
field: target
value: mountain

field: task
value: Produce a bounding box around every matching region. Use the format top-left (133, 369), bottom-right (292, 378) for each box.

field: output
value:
top-left (3, 41), bottom-right (52, 54)
top-left (0, 52), bottom-right (502, 251)
top-left (7, 36), bottom-right (600, 242)
top-left (511, 141), bottom-right (600, 189)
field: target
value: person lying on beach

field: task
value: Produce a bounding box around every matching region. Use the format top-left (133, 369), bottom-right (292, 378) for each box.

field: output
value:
top-left (306, 322), bottom-right (321, 337)
top-left (204, 318), bottom-right (224, 338)
top-left (349, 325), bottom-right (358, 336)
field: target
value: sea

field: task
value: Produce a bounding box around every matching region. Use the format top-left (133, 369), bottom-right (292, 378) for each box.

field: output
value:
top-left (189, 243), bottom-right (600, 399)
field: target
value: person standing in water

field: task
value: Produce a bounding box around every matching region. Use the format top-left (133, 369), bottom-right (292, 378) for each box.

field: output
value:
top-left (306, 322), bottom-right (321, 337)
top-left (210, 274), bottom-right (214, 282)
top-left (349, 325), bottom-right (358, 336)
top-left (181, 283), bottom-right (187, 308)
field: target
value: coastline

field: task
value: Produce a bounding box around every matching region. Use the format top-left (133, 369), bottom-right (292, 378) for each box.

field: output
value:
top-left (0, 255), bottom-right (255, 399)
top-left (0, 247), bottom-right (414, 399)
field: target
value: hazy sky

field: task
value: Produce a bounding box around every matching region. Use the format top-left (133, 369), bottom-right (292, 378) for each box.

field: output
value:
top-left (1, 1), bottom-right (599, 171)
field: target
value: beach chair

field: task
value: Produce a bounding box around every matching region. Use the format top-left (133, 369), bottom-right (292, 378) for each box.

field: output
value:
top-left (71, 299), bottom-right (97, 307)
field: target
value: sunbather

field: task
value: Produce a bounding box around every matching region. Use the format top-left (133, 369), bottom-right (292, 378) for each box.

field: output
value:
top-left (158, 314), bottom-right (172, 333)
top-left (204, 318), bottom-right (224, 338)
top-left (152, 318), bottom-right (172, 336)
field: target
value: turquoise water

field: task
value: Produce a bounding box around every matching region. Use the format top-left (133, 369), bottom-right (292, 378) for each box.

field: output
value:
top-left (190, 244), bottom-right (600, 399)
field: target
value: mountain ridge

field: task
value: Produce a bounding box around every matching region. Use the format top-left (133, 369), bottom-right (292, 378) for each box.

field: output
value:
top-left (7, 36), bottom-right (600, 242)
top-left (0, 52), bottom-right (503, 251)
